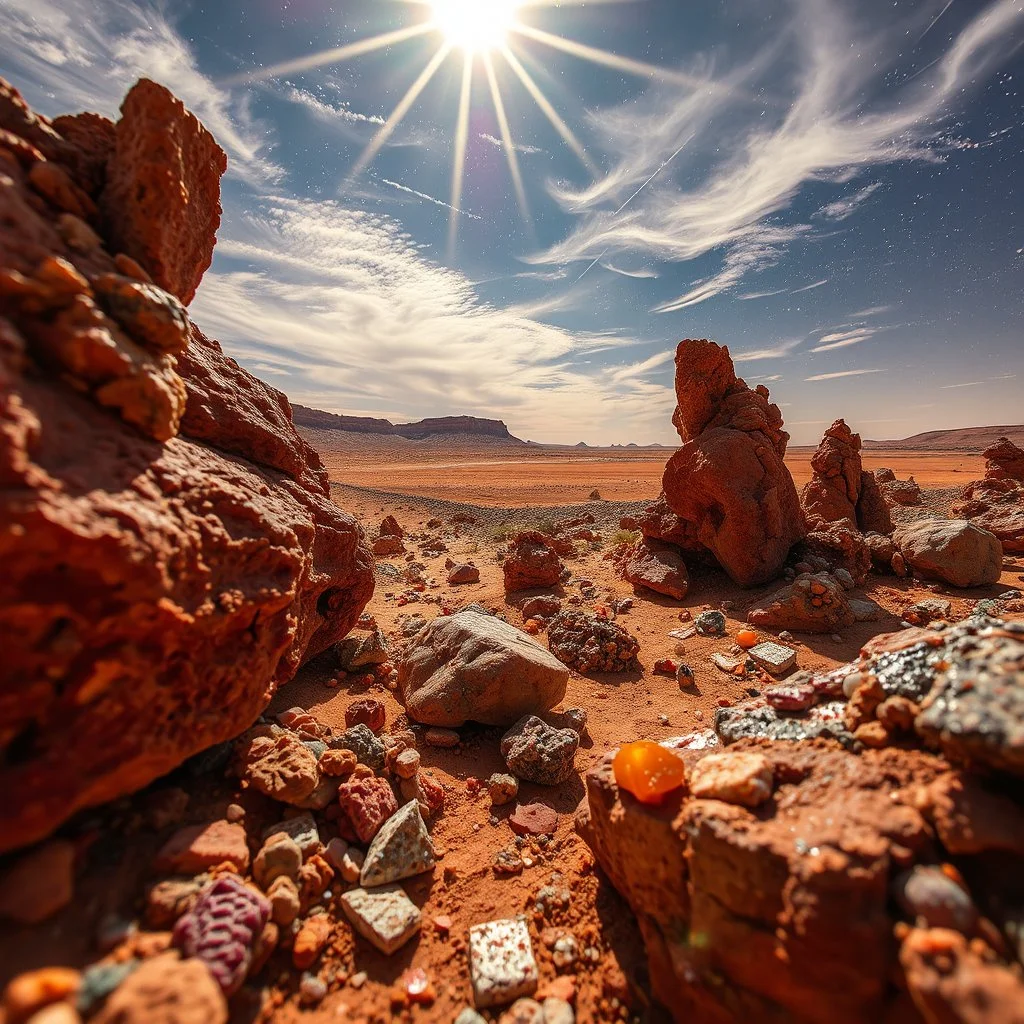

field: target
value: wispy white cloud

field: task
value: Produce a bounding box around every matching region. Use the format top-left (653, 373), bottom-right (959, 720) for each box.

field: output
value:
top-left (479, 132), bottom-right (545, 155)
top-left (815, 182), bottom-right (883, 221)
top-left (940, 373), bottom-right (1017, 389)
top-left (380, 178), bottom-right (482, 219)
top-left (791, 278), bottom-right (829, 294)
top-left (193, 196), bottom-right (673, 443)
top-left (281, 85), bottom-right (385, 126)
top-left (805, 368), bottom-right (884, 381)
top-left (738, 287), bottom-right (788, 300)
top-left (0, 0), bottom-right (281, 184)
top-left (732, 338), bottom-right (803, 362)
top-left (531, 0), bottom-right (1024, 309)
top-left (600, 261), bottom-right (659, 280)
top-left (810, 325), bottom-right (881, 352)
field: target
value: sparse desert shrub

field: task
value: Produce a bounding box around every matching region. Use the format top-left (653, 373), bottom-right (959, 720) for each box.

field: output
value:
top-left (611, 529), bottom-right (641, 548)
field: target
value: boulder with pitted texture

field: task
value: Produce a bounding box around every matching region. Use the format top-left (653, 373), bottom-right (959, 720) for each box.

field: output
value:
top-left (661, 340), bottom-right (805, 586)
top-left (0, 77), bottom-right (374, 853)
top-left (895, 519), bottom-right (1002, 587)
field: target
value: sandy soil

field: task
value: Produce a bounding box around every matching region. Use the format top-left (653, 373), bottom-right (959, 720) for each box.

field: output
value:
top-left (2, 442), bottom-right (1020, 1024)
top-left (312, 431), bottom-right (985, 506)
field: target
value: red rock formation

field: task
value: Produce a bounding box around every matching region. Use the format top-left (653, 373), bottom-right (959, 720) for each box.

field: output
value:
top-left (662, 340), bottom-right (805, 586)
top-left (503, 531), bottom-right (562, 592)
top-left (102, 79), bottom-right (226, 305)
top-left (983, 436), bottom-right (1024, 483)
top-left (578, 741), bottom-right (948, 1024)
top-left (0, 77), bottom-right (374, 852)
top-left (802, 419), bottom-right (893, 535)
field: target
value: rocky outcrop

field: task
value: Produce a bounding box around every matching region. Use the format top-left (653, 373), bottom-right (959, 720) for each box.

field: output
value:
top-left (102, 79), bottom-right (226, 306)
top-left (983, 436), bottom-right (1024, 482)
top-left (662, 340), bottom-right (805, 586)
top-left (397, 609), bottom-right (569, 727)
top-left (895, 519), bottom-right (1003, 588)
top-left (0, 78), bottom-right (374, 852)
top-left (953, 478), bottom-right (1024, 553)
top-left (578, 741), bottom-right (951, 1023)
top-left (953, 438), bottom-right (1024, 553)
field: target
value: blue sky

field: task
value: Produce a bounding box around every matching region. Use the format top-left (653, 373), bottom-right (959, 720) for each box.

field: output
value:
top-left (3, 0), bottom-right (1022, 444)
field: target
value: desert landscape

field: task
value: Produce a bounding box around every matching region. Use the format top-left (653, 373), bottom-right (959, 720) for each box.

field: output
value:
top-left (3, 11), bottom-right (1024, 1024)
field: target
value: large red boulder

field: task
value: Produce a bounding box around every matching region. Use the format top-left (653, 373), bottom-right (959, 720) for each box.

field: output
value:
top-left (953, 478), bottom-right (1024, 553)
top-left (0, 78), bottom-right (374, 852)
top-left (503, 531), bottom-right (562, 592)
top-left (662, 341), bottom-right (805, 586)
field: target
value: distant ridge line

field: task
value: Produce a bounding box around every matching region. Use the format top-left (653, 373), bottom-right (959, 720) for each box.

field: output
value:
top-left (862, 424), bottom-right (1024, 452)
top-left (291, 404), bottom-right (521, 442)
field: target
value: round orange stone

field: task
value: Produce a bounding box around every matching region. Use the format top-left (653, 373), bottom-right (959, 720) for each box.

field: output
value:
top-left (612, 741), bottom-right (686, 804)
top-left (736, 629), bottom-right (758, 649)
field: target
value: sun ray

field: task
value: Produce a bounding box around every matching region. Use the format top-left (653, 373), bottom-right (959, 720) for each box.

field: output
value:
top-left (221, 23), bottom-right (433, 86)
top-left (500, 46), bottom-right (598, 176)
top-left (483, 53), bottom-right (532, 228)
top-left (448, 53), bottom-right (475, 257)
top-left (511, 21), bottom-right (712, 89)
top-left (352, 43), bottom-right (452, 178)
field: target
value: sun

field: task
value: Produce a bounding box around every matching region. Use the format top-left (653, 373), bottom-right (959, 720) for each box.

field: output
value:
top-left (430, 0), bottom-right (521, 53)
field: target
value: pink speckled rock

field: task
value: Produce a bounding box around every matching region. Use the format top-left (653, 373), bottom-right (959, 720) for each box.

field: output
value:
top-left (337, 777), bottom-right (398, 844)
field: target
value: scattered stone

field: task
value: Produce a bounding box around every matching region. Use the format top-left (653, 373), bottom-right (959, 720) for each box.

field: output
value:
top-left (267, 875), bottom-right (300, 927)
top-left (547, 611), bottom-right (639, 673)
top-left (293, 914), bottom-right (332, 970)
top-left (252, 832), bottom-right (302, 889)
top-left (747, 641), bottom-right (797, 675)
top-left (263, 812), bottom-right (320, 860)
top-left (373, 536), bottom-right (405, 557)
top-left (319, 748), bottom-right (357, 777)
top-left (0, 840), bottom-right (75, 925)
top-left (399, 610), bottom-right (569, 727)
top-left (3, 967), bottom-right (81, 1023)
top-left (522, 596), bottom-right (561, 620)
top-left (449, 563), bottom-right (481, 585)
top-left (694, 610), bottom-right (727, 637)
top-left (338, 777), bottom-right (398, 844)
top-left (493, 849), bottom-right (525, 876)
top-left (345, 698), bottom-right (386, 734)
top-left (689, 752), bottom-right (774, 808)
top-left (361, 801), bottom-right (436, 887)
top-left (892, 866), bottom-right (978, 933)
top-left (341, 885), bottom-right (422, 955)
top-left (543, 997), bottom-right (576, 1024)
top-left (895, 519), bottom-right (1003, 588)
top-left (425, 726), bottom-right (460, 747)
top-left (469, 918), bottom-right (539, 1009)
top-left (764, 680), bottom-right (817, 712)
top-left (145, 878), bottom-right (203, 929)
top-left (715, 700), bottom-right (853, 747)
top-left (234, 729), bottom-right (320, 805)
top-left (548, 707), bottom-right (588, 735)
top-left (499, 998), bottom-right (545, 1024)
top-left (747, 572), bottom-right (855, 634)
top-left (501, 716), bottom-right (580, 786)
top-left (91, 954), bottom-right (226, 1024)
top-left (676, 663), bottom-right (696, 688)
top-left (400, 771), bottom-right (446, 819)
top-left (394, 748), bottom-right (421, 779)
top-left (299, 974), bottom-right (328, 1006)
top-left (509, 803), bottom-right (559, 836)
top-left (172, 876), bottom-right (270, 995)
top-left (337, 630), bottom-right (390, 669)
top-left (504, 533), bottom-right (562, 592)
top-left (488, 774), bottom-right (520, 806)
top-left (379, 515), bottom-right (404, 537)
top-left (623, 539), bottom-right (689, 599)
top-left (456, 1010), bottom-right (488, 1024)
top-left (331, 724), bottom-right (385, 772)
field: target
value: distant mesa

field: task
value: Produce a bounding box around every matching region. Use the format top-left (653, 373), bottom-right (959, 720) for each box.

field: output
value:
top-left (576, 441), bottom-right (589, 448)
top-left (291, 404), bottom-right (522, 442)
top-left (863, 424), bottom-right (1024, 453)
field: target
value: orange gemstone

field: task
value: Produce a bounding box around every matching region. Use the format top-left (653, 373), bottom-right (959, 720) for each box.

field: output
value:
top-left (736, 629), bottom-right (758, 649)
top-left (612, 741), bottom-right (686, 804)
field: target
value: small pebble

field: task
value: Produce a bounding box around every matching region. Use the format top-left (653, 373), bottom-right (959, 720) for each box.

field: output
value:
top-left (300, 974), bottom-right (328, 1006)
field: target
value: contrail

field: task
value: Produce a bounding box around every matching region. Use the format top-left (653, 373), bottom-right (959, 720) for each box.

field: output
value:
top-left (613, 135), bottom-right (693, 215)
top-left (573, 249), bottom-right (607, 285)
top-left (915, 0), bottom-right (956, 48)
